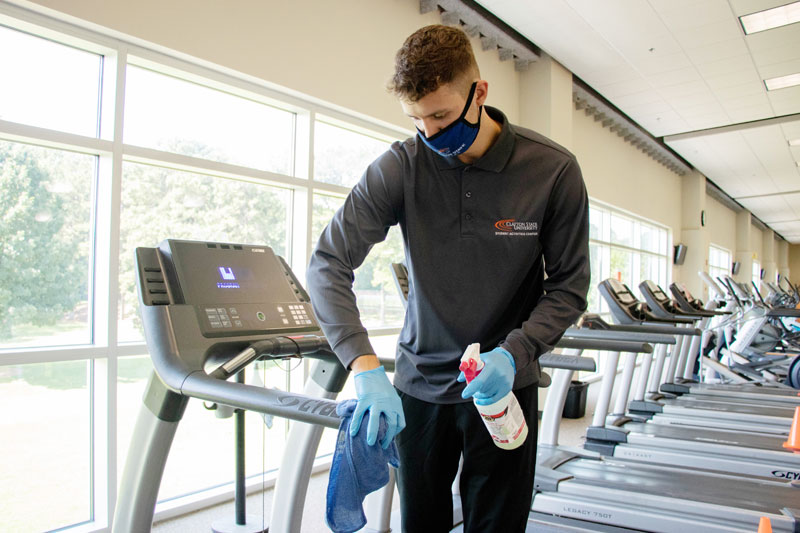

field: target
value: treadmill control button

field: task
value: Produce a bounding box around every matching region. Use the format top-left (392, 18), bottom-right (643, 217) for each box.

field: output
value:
top-left (256, 311), bottom-right (266, 321)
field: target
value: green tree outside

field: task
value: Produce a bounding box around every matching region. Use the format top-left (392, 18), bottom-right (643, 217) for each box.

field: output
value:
top-left (0, 141), bottom-right (91, 340)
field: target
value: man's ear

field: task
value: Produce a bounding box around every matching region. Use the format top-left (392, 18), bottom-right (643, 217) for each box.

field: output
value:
top-left (474, 80), bottom-right (489, 107)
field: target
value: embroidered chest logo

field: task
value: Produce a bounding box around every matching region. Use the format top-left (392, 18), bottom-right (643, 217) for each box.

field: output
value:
top-left (494, 219), bottom-right (539, 236)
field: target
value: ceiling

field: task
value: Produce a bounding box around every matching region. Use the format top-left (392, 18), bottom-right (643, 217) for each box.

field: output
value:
top-left (475, 0), bottom-right (800, 242)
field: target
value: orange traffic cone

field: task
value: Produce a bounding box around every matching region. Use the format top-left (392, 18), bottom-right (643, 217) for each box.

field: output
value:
top-left (758, 516), bottom-right (772, 533)
top-left (783, 406), bottom-right (800, 453)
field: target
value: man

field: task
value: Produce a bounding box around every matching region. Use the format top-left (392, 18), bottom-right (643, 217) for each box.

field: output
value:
top-left (307, 24), bottom-right (589, 532)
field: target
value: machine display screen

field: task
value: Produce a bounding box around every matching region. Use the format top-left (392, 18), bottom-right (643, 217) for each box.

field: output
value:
top-left (607, 279), bottom-right (635, 304)
top-left (165, 240), bottom-right (297, 305)
top-left (644, 281), bottom-right (668, 301)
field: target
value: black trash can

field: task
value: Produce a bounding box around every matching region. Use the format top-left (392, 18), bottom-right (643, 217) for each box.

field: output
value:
top-left (562, 380), bottom-right (588, 419)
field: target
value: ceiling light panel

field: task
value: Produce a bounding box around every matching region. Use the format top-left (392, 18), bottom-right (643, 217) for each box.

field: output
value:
top-left (765, 72), bottom-right (800, 90)
top-left (739, 2), bottom-right (800, 34)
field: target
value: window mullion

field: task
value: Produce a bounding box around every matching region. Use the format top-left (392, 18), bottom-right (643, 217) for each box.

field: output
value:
top-left (92, 44), bottom-right (128, 530)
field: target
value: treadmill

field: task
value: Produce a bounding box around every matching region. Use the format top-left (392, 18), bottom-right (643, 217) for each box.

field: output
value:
top-left (639, 281), bottom-right (794, 394)
top-left (530, 342), bottom-right (800, 532)
top-left (577, 316), bottom-right (800, 479)
top-left (585, 280), bottom-right (800, 477)
top-left (113, 239), bottom-right (358, 532)
top-left (599, 279), bottom-right (795, 435)
top-left (114, 241), bottom-right (646, 533)
top-left (669, 281), bottom-right (800, 403)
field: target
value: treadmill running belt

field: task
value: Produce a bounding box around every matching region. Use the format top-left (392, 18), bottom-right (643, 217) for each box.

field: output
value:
top-left (558, 458), bottom-right (798, 514)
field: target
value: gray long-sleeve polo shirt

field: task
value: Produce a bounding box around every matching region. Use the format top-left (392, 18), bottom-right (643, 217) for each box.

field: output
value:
top-left (307, 106), bottom-right (590, 404)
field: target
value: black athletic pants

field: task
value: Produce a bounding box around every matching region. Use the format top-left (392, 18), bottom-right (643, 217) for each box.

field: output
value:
top-left (395, 384), bottom-right (538, 533)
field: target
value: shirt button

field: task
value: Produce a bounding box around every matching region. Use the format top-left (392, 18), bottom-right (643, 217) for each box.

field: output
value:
top-left (465, 191), bottom-right (472, 198)
top-left (465, 213), bottom-right (473, 221)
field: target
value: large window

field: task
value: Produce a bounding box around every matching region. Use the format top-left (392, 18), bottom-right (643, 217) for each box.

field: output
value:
top-left (312, 119), bottom-right (405, 328)
top-left (584, 202), bottom-right (671, 380)
top-left (587, 203), bottom-right (671, 315)
top-left (708, 244), bottom-right (732, 299)
top-left (752, 259), bottom-right (761, 287)
top-left (118, 162), bottom-right (291, 343)
top-left (124, 65), bottom-right (295, 174)
top-left (0, 24), bottom-right (101, 136)
top-left (0, 140), bottom-right (96, 349)
top-left (0, 11), bottom-right (410, 532)
top-left (0, 361), bottom-right (91, 531)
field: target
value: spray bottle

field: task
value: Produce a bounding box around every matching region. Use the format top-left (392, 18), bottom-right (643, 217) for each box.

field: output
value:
top-left (459, 343), bottom-right (528, 450)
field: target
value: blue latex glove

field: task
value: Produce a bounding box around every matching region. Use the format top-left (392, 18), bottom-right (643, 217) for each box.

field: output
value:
top-left (352, 366), bottom-right (406, 449)
top-left (459, 347), bottom-right (516, 405)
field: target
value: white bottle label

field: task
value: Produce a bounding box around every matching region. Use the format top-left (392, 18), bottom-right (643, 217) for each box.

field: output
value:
top-left (476, 392), bottom-right (527, 445)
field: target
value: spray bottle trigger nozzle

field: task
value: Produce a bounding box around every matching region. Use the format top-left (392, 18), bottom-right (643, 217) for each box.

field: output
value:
top-left (459, 358), bottom-right (480, 383)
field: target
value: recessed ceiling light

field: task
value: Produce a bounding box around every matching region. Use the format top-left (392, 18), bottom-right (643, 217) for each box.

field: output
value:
top-left (790, 138), bottom-right (800, 146)
top-left (764, 72), bottom-right (800, 91)
top-left (740, 2), bottom-right (800, 34)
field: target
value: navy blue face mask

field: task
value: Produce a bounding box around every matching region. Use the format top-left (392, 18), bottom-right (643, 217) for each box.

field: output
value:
top-left (417, 82), bottom-right (481, 157)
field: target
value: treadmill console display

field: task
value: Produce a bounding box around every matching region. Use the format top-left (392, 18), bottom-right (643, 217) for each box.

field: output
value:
top-left (607, 279), bottom-right (636, 304)
top-left (640, 280), bottom-right (663, 301)
top-left (154, 239), bottom-right (318, 338)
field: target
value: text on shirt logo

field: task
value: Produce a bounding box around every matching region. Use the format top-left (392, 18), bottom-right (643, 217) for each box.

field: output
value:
top-left (494, 219), bottom-right (539, 236)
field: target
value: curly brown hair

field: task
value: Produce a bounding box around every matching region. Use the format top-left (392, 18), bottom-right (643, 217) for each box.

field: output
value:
top-left (388, 25), bottom-right (480, 102)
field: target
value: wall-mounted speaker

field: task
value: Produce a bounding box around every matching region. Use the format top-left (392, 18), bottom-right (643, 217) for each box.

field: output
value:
top-left (732, 261), bottom-right (741, 275)
top-left (673, 244), bottom-right (687, 265)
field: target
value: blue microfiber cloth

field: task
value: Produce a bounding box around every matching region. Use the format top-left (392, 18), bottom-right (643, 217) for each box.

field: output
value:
top-left (326, 399), bottom-right (400, 533)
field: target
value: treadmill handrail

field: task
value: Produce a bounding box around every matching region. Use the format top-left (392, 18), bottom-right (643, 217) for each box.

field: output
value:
top-left (539, 353), bottom-right (596, 372)
top-left (557, 336), bottom-right (652, 354)
top-left (640, 321), bottom-right (701, 335)
top-left (182, 371), bottom-right (341, 429)
top-left (564, 327), bottom-right (676, 345)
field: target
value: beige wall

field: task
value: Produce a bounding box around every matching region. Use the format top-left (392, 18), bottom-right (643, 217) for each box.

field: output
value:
top-left (789, 245), bottom-right (800, 282)
top-left (751, 226), bottom-right (763, 268)
top-left (572, 110), bottom-right (682, 234)
top-left (704, 195), bottom-right (737, 253)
